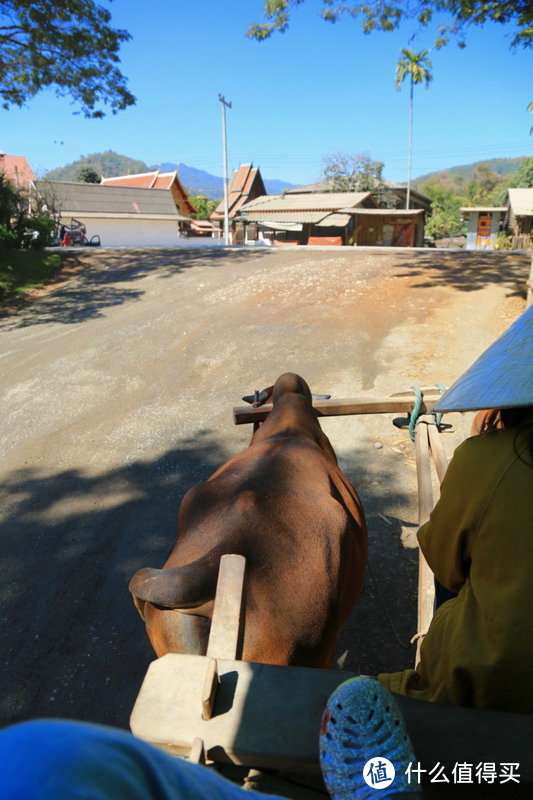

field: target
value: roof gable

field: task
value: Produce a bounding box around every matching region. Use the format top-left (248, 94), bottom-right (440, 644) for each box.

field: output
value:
top-left (507, 188), bottom-right (533, 216)
top-left (211, 164), bottom-right (267, 219)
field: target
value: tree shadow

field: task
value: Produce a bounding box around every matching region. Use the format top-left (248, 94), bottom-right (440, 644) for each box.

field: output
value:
top-left (0, 430), bottom-right (227, 729)
top-left (0, 430), bottom-right (418, 730)
top-left (395, 250), bottom-right (530, 296)
top-left (0, 247), bottom-right (273, 330)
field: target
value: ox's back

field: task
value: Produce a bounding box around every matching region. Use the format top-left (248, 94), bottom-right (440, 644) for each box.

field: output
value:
top-left (130, 373), bottom-right (367, 668)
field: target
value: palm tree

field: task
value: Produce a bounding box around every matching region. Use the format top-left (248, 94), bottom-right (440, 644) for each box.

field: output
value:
top-left (395, 48), bottom-right (432, 209)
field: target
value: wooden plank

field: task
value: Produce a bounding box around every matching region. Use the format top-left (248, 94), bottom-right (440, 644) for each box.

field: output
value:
top-left (131, 652), bottom-right (533, 785)
top-left (527, 254), bottom-right (533, 309)
top-left (206, 554), bottom-right (246, 661)
top-left (131, 653), bottom-right (355, 771)
top-left (233, 391), bottom-right (443, 425)
top-left (201, 658), bottom-right (219, 720)
top-left (189, 737), bottom-right (206, 765)
top-left (414, 420), bottom-right (435, 666)
top-left (427, 423), bottom-right (449, 485)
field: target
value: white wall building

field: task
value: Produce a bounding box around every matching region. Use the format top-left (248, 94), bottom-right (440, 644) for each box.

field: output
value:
top-left (32, 180), bottom-right (181, 247)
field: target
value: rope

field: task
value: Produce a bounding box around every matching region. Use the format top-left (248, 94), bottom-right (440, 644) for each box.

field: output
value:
top-left (408, 386), bottom-right (423, 442)
top-left (407, 383), bottom-right (447, 441)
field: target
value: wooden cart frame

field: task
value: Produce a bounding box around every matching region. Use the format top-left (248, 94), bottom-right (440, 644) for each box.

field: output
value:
top-left (131, 390), bottom-right (533, 796)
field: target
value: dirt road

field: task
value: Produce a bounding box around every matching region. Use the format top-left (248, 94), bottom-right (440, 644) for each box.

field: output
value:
top-left (0, 246), bottom-right (528, 729)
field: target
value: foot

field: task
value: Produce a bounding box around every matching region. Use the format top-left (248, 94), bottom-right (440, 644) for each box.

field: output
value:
top-left (319, 677), bottom-right (421, 799)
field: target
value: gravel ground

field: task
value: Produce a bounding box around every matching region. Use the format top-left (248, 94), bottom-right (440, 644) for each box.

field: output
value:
top-left (0, 246), bottom-right (529, 728)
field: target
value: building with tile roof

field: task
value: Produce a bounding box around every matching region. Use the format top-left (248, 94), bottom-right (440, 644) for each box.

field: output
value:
top-left (284, 178), bottom-right (431, 213)
top-left (101, 169), bottom-right (196, 217)
top-left (210, 164), bottom-right (266, 222)
top-left (0, 152), bottom-right (35, 190)
top-left (32, 180), bottom-right (181, 247)
top-left (235, 191), bottom-right (378, 245)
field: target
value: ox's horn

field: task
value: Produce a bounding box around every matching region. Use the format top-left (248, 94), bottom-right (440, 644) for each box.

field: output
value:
top-left (311, 394), bottom-right (331, 400)
top-left (242, 389), bottom-right (270, 406)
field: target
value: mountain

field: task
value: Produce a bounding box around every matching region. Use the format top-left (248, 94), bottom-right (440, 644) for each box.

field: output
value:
top-left (152, 162), bottom-right (295, 199)
top-left (44, 153), bottom-right (295, 198)
top-left (414, 156), bottom-right (530, 187)
top-left (45, 151), bottom-right (149, 181)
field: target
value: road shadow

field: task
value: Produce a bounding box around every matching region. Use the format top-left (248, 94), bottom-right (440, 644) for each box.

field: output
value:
top-left (0, 247), bottom-right (273, 330)
top-left (0, 430), bottom-right (227, 729)
top-left (334, 448), bottom-right (418, 676)
top-left (0, 432), bottom-right (417, 730)
top-left (395, 251), bottom-right (530, 296)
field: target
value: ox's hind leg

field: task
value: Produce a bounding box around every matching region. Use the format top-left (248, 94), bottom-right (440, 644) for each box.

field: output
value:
top-left (144, 607), bottom-right (211, 658)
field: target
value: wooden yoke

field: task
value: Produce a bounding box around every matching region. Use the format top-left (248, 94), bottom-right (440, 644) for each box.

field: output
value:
top-left (234, 388), bottom-right (444, 425)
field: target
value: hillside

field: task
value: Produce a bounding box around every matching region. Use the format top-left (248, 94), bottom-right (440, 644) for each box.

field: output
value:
top-left (413, 156), bottom-right (529, 189)
top-left (45, 151), bottom-right (149, 181)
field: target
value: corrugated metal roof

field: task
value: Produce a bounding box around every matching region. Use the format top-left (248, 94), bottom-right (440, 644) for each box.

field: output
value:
top-left (284, 179), bottom-right (430, 203)
top-left (338, 208), bottom-right (424, 216)
top-left (507, 189), bottom-right (533, 216)
top-left (241, 192), bottom-right (370, 213)
top-left (34, 180), bottom-right (179, 218)
top-left (244, 211), bottom-right (328, 224)
top-left (315, 213), bottom-right (351, 227)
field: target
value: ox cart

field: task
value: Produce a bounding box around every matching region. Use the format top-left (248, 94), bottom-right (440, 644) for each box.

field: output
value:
top-left (131, 390), bottom-right (532, 799)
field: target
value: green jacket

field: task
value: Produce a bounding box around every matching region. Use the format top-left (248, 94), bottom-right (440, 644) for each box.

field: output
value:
top-left (379, 424), bottom-right (533, 713)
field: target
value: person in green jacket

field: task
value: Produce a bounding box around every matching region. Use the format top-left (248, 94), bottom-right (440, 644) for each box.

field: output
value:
top-left (380, 306), bottom-right (533, 713)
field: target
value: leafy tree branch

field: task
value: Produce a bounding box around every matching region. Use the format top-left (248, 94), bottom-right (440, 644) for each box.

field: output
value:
top-left (0, 0), bottom-right (135, 117)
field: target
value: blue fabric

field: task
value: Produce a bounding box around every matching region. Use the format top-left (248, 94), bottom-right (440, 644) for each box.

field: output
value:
top-left (0, 720), bottom-right (286, 800)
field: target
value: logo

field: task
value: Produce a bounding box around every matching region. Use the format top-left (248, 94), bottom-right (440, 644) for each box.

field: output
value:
top-left (363, 757), bottom-right (395, 789)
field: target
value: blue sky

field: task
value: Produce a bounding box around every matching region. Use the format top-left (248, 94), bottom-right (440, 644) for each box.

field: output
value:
top-left (1, 0), bottom-right (531, 185)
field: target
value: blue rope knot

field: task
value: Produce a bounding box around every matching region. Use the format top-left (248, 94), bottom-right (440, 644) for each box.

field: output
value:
top-left (408, 383), bottom-right (447, 441)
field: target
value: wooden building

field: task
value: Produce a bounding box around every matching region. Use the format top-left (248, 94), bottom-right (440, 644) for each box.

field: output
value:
top-left (210, 164), bottom-right (267, 224)
top-left (504, 189), bottom-right (533, 250)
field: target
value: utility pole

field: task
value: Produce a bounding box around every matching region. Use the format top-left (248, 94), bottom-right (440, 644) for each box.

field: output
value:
top-left (218, 94), bottom-right (232, 246)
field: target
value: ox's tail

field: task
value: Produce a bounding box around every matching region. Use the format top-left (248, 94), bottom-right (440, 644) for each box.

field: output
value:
top-left (129, 548), bottom-right (224, 619)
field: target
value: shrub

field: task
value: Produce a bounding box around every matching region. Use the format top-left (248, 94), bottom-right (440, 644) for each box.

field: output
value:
top-left (15, 216), bottom-right (56, 249)
top-left (0, 224), bottom-right (18, 248)
top-left (493, 232), bottom-right (513, 250)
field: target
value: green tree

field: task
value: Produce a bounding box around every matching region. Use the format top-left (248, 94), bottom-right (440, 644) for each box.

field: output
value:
top-left (421, 180), bottom-right (466, 239)
top-left (0, 172), bottom-right (21, 228)
top-left (507, 156), bottom-right (533, 188)
top-left (190, 195), bottom-right (218, 220)
top-left (322, 151), bottom-right (385, 193)
top-left (0, 0), bottom-right (135, 117)
top-left (77, 166), bottom-right (101, 183)
top-left (394, 49), bottom-right (432, 209)
top-left (248, 2), bottom-right (533, 50)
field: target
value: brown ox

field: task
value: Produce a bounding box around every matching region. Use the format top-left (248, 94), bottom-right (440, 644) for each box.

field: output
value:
top-left (129, 373), bottom-right (367, 668)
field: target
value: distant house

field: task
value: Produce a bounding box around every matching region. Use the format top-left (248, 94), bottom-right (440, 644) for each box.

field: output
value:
top-left (187, 218), bottom-right (221, 237)
top-left (32, 180), bottom-right (181, 247)
top-left (210, 164), bottom-right (267, 224)
top-left (504, 188), bottom-right (533, 250)
top-left (0, 152), bottom-right (35, 190)
top-left (236, 191), bottom-right (379, 245)
top-left (101, 169), bottom-right (196, 220)
top-left (284, 179), bottom-right (431, 214)
top-left (461, 207), bottom-right (507, 250)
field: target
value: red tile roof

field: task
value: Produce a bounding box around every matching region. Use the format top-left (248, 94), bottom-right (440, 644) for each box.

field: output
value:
top-left (102, 169), bottom-right (195, 215)
top-left (0, 154), bottom-right (35, 188)
top-left (211, 164), bottom-right (266, 220)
